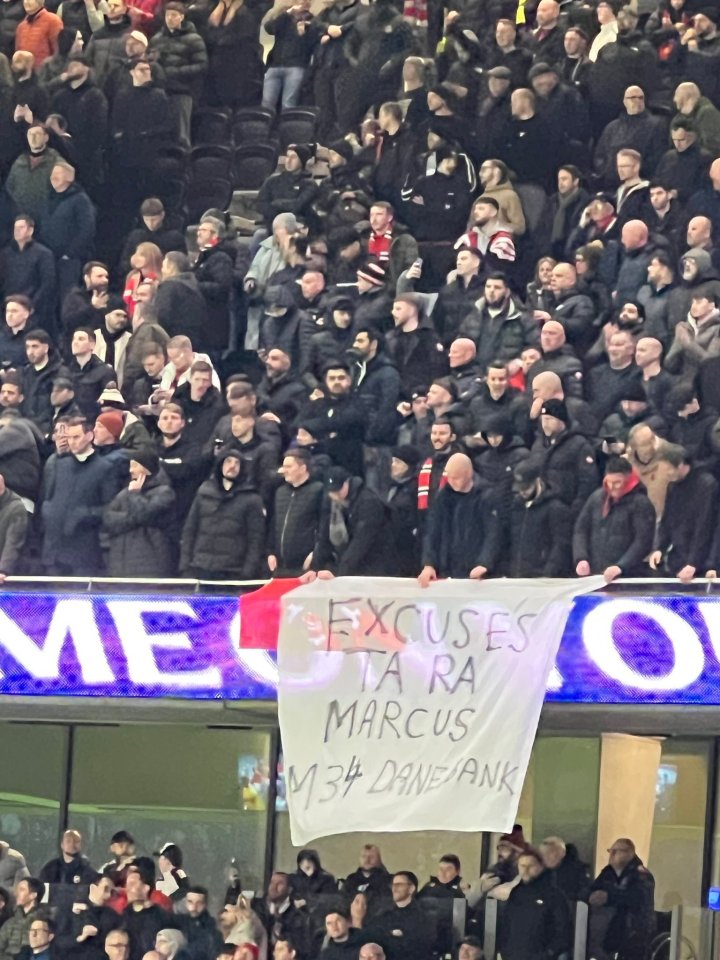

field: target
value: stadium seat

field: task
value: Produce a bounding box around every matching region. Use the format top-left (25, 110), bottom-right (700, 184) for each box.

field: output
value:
top-left (232, 107), bottom-right (275, 146)
top-left (231, 143), bottom-right (279, 189)
top-left (190, 144), bottom-right (233, 181)
top-left (277, 107), bottom-right (318, 152)
top-left (185, 177), bottom-right (233, 224)
top-left (191, 108), bottom-right (232, 146)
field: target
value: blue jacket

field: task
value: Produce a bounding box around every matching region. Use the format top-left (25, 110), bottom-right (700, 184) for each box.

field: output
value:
top-left (39, 183), bottom-right (96, 262)
top-left (41, 450), bottom-right (117, 572)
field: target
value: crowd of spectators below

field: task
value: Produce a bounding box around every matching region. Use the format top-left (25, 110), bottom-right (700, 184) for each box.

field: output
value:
top-left (0, 828), bottom-right (655, 960)
top-left (4, 0), bottom-right (720, 581)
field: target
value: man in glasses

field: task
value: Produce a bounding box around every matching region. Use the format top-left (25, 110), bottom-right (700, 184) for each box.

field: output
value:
top-left (588, 838), bottom-right (655, 960)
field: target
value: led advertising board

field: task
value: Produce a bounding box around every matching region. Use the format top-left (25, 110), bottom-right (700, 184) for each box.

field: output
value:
top-left (0, 592), bottom-right (718, 704)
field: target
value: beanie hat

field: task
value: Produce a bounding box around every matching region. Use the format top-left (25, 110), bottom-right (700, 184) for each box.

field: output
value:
top-left (499, 824), bottom-right (528, 852)
top-left (99, 383), bottom-right (127, 410)
top-left (132, 446), bottom-right (159, 476)
top-left (392, 444), bottom-right (422, 469)
top-left (528, 61), bottom-right (557, 81)
top-left (128, 29), bottom-right (149, 46)
top-left (96, 411), bottom-right (124, 441)
top-left (357, 261), bottom-right (386, 286)
top-left (327, 139), bottom-right (354, 163)
top-left (432, 376), bottom-right (459, 401)
top-left (287, 142), bottom-right (314, 167)
top-left (540, 398), bottom-right (569, 423)
top-left (620, 380), bottom-right (648, 402)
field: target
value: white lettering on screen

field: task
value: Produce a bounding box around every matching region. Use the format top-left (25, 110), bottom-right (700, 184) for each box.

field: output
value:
top-left (0, 599), bottom-right (113, 683)
top-left (108, 601), bottom-right (222, 688)
top-left (582, 599), bottom-right (704, 691)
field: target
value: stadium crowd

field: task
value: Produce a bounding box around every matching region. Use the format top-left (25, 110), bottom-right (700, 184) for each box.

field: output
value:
top-left (0, 828), bottom-right (656, 960)
top-left (1, 0), bottom-right (720, 581)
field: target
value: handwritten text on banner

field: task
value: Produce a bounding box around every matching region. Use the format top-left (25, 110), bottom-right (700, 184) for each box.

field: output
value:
top-left (277, 576), bottom-right (603, 845)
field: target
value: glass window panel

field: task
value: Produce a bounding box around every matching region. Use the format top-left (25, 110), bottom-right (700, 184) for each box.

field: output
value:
top-left (68, 725), bottom-right (270, 909)
top-left (0, 722), bottom-right (67, 875)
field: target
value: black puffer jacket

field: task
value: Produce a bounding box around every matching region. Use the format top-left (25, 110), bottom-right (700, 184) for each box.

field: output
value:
top-left (269, 478), bottom-right (324, 576)
top-left (0, 0), bottom-right (24, 58)
top-left (313, 478), bottom-right (398, 575)
top-left (180, 453), bottom-right (265, 577)
top-left (508, 488), bottom-right (573, 577)
top-left (149, 20), bottom-right (208, 99)
top-left (102, 469), bottom-right (176, 577)
top-left (530, 428), bottom-right (599, 514)
top-left (573, 480), bottom-right (656, 575)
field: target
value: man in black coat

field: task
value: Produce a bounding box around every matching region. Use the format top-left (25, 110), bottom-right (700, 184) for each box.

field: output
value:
top-left (369, 871), bottom-right (432, 960)
top-left (586, 329), bottom-right (642, 421)
top-left (507, 460), bottom-right (572, 577)
top-left (650, 444), bottom-right (718, 582)
top-left (588, 839), bottom-right (655, 960)
top-left (530, 399), bottom-right (598, 515)
top-left (256, 347), bottom-right (308, 427)
top-left (574, 456), bottom-right (655, 582)
top-left (65, 328), bottom-right (115, 420)
top-left (268, 448), bottom-right (323, 577)
top-left (147, 2), bottom-right (207, 148)
top-left (501, 850), bottom-right (572, 960)
top-left (61, 875), bottom-right (121, 960)
top-left (343, 845), bottom-right (392, 919)
top-left (300, 362), bottom-right (366, 478)
top-left (154, 252), bottom-right (206, 344)
top-left (155, 401), bottom-right (210, 550)
top-left (178, 887), bottom-right (223, 960)
top-left (418, 453), bottom-right (502, 585)
top-left (192, 219), bottom-right (234, 353)
top-left (384, 295), bottom-right (447, 395)
top-left (350, 326), bottom-right (401, 496)
top-left (122, 859), bottom-right (174, 960)
top-left (22, 329), bottom-right (65, 434)
top-left (257, 143), bottom-right (318, 227)
top-left (0, 215), bottom-right (57, 333)
top-left (50, 54), bottom-right (108, 195)
top-left (313, 466), bottom-right (397, 575)
top-left (539, 837), bottom-right (591, 903)
top-left (118, 198), bottom-right (186, 277)
top-left (172, 360), bottom-right (225, 451)
top-left (385, 445), bottom-right (421, 577)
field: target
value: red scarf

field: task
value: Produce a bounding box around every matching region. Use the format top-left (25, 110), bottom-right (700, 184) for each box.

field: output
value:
top-left (368, 230), bottom-right (392, 262)
top-left (601, 472), bottom-right (640, 517)
top-left (417, 457), bottom-right (448, 510)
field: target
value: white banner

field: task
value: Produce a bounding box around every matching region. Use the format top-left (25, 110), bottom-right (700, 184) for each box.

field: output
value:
top-left (278, 576), bottom-right (604, 845)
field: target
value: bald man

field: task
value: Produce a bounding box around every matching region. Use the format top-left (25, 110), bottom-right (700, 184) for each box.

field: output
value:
top-left (616, 220), bottom-right (653, 305)
top-left (545, 263), bottom-right (596, 354)
top-left (527, 0), bottom-right (565, 67)
top-left (593, 88), bottom-right (665, 186)
top-left (526, 321), bottom-right (584, 399)
top-left (418, 453), bottom-right (502, 585)
top-left (673, 81), bottom-right (720, 155)
top-left (528, 370), bottom-right (598, 436)
top-left (635, 336), bottom-right (675, 411)
top-left (448, 338), bottom-right (482, 399)
top-left (687, 215), bottom-right (713, 251)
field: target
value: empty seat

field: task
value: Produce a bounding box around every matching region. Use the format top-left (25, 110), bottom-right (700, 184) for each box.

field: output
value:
top-left (277, 107), bottom-right (318, 153)
top-left (232, 106), bottom-right (275, 145)
top-left (231, 143), bottom-right (278, 189)
top-left (190, 144), bottom-right (232, 181)
top-left (186, 177), bottom-right (233, 224)
top-left (191, 108), bottom-right (231, 146)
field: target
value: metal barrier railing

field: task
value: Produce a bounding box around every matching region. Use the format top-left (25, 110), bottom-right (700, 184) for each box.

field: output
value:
top-left (480, 896), bottom-right (687, 960)
top-left (2, 575), bottom-right (720, 593)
